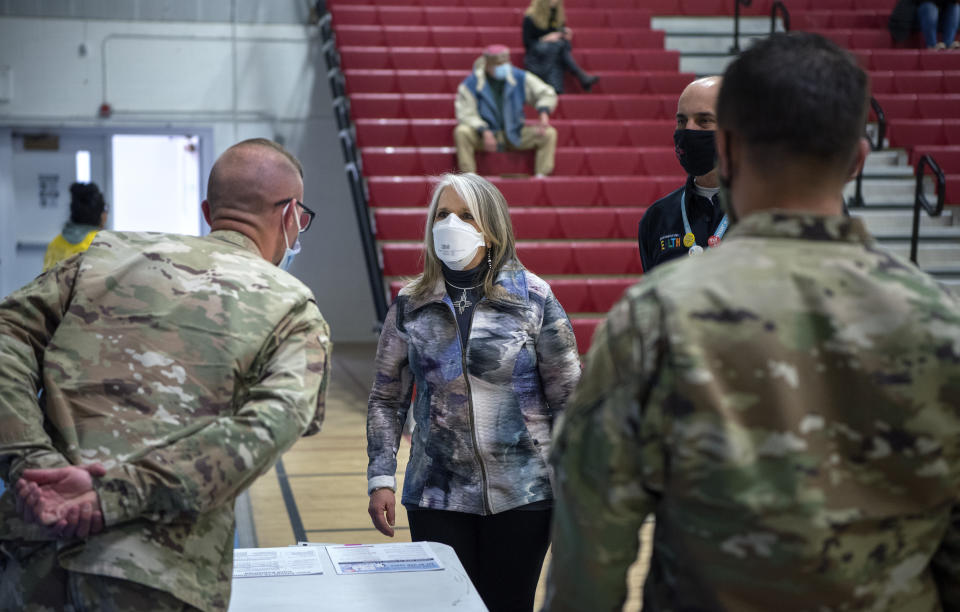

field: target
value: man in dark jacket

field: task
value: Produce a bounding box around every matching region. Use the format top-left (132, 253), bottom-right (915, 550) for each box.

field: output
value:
top-left (637, 76), bottom-right (726, 272)
top-left (454, 44), bottom-right (559, 177)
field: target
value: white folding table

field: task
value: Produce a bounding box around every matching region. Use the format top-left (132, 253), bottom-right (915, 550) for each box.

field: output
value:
top-left (228, 542), bottom-right (488, 611)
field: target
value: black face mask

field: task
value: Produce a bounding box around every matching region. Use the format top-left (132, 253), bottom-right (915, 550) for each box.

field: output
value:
top-left (674, 129), bottom-right (717, 177)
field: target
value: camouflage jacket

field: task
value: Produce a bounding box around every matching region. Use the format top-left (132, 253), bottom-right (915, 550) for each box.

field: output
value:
top-left (545, 211), bottom-right (960, 612)
top-left (367, 263), bottom-right (580, 515)
top-left (0, 230), bottom-right (331, 611)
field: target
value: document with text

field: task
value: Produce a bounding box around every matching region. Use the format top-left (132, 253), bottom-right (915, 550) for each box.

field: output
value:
top-left (233, 547), bottom-right (325, 578)
top-left (325, 542), bottom-right (444, 575)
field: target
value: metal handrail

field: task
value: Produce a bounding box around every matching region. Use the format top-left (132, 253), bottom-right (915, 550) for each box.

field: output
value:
top-left (870, 97), bottom-right (886, 151)
top-left (770, 1), bottom-right (790, 34)
top-left (315, 10), bottom-right (388, 326)
top-left (731, 0), bottom-right (753, 53)
top-left (346, 163), bottom-right (389, 323)
top-left (848, 96), bottom-right (886, 209)
top-left (910, 154), bottom-right (945, 265)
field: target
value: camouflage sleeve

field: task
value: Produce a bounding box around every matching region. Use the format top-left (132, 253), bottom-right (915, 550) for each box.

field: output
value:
top-left (366, 300), bottom-right (415, 494)
top-left (536, 289), bottom-right (581, 419)
top-left (94, 301), bottom-right (331, 526)
top-left (0, 258), bottom-right (80, 485)
top-left (544, 293), bottom-right (663, 612)
top-left (933, 506), bottom-right (960, 607)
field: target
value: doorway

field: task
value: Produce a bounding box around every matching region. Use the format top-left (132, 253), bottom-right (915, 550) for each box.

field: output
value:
top-left (0, 127), bottom-right (212, 299)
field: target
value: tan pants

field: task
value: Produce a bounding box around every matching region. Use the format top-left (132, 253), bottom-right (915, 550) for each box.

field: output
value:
top-left (453, 124), bottom-right (557, 176)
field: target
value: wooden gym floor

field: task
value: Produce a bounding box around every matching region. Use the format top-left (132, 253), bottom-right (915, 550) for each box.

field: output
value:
top-left (242, 343), bottom-right (651, 610)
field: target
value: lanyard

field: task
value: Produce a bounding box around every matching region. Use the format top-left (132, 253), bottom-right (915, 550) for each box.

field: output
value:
top-left (681, 188), bottom-right (728, 255)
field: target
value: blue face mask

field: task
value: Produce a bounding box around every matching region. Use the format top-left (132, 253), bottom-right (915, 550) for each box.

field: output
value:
top-left (279, 200), bottom-right (302, 272)
top-left (493, 63), bottom-right (511, 81)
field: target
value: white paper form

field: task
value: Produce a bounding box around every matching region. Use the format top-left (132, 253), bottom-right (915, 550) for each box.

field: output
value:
top-left (233, 547), bottom-right (325, 578)
top-left (325, 542), bottom-right (445, 575)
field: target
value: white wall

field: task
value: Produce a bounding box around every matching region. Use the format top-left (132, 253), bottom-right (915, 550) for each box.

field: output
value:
top-left (0, 15), bottom-right (380, 342)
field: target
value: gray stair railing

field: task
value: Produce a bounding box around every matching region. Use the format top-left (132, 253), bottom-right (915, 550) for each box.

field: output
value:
top-left (731, 0), bottom-right (753, 53)
top-left (848, 97), bottom-right (886, 209)
top-left (316, 8), bottom-right (389, 326)
top-left (770, 1), bottom-right (790, 34)
top-left (910, 154), bottom-right (946, 265)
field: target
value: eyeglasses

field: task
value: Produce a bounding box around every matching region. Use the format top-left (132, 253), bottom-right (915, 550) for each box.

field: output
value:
top-left (275, 198), bottom-right (315, 233)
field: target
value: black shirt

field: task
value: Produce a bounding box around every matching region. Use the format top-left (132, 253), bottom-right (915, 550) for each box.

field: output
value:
top-left (522, 11), bottom-right (562, 52)
top-left (637, 176), bottom-right (726, 273)
top-left (442, 262), bottom-right (486, 347)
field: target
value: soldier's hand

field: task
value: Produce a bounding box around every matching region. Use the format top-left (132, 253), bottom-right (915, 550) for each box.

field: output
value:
top-left (54, 497), bottom-right (104, 539)
top-left (16, 464), bottom-right (106, 536)
top-left (368, 487), bottom-right (396, 537)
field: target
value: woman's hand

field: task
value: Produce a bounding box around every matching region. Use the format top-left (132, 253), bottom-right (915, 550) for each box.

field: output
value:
top-left (562, 27), bottom-right (573, 40)
top-left (368, 488), bottom-right (397, 537)
top-left (541, 31), bottom-right (564, 43)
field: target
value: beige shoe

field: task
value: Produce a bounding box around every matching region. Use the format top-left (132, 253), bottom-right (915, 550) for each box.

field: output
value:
top-left (951, 41), bottom-right (960, 50)
top-left (935, 42), bottom-right (947, 50)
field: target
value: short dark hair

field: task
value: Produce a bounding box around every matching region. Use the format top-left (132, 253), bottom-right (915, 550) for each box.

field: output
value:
top-left (717, 32), bottom-right (869, 173)
top-left (69, 182), bottom-right (106, 225)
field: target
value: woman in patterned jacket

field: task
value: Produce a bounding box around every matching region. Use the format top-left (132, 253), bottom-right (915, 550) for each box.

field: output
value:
top-left (366, 173), bottom-right (581, 612)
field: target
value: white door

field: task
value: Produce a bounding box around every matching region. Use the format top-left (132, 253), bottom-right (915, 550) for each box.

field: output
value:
top-left (7, 132), bottom-right (107, 294)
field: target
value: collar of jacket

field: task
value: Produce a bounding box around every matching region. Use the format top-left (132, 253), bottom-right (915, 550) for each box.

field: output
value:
top-left (207, 229), bottom-right (263, 256)
top-left (726, 210), bottom-right (875, 245)
top-left (472, 54), bottom-right (517, 93)
top-left (402, 262), bottom-right (530, 313)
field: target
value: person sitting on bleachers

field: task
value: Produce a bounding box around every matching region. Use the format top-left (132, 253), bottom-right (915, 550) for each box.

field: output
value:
top-left (454, 44), bottom-right (559, 177)
top-left (522, 0), bottom-right (599, 94)
top-left (918, 0), bottom-right (959, 49)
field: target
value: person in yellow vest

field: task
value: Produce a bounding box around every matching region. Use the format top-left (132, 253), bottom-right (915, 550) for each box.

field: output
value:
top-left (43, 182), bottom-right (108, 271)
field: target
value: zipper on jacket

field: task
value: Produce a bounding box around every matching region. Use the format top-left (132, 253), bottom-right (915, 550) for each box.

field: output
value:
top-left (449, 299), bottom-right (493, 515)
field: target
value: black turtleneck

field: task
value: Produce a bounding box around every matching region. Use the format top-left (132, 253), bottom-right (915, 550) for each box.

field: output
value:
top-left (442, 261), bottom-right (486, 347)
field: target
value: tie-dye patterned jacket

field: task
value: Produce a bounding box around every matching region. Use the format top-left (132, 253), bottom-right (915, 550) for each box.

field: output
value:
top-left (367, 263), bottom-right (581, 515)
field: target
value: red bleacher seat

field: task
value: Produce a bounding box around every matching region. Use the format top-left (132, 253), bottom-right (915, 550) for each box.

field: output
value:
top-left (870, 50), bottom-right (921, 71)
top-left (543, 178), bottom-right (603, 206)
top-left (808, 0), bottom-right (856, 10)
top-left (600, 176), bottom-right (674, 205)
top-left (572, 242), bottom-right (643, 274)
top-left (368, 177), bottom-right (432, 208)
top-left (571, 318), bottom-right (602, 354)
top-left (516, 243), bottom-right (577, 275)
top-left (872, 94), bottom-right (918, 120)
top-left (487, 178), bottom-right (544, 205)
top-left (374, 209), bottom-right (426, 240)
top-left (944, 122), bottom-right (960, 145)
top-left (381, 243), bottom-right (424, 276)
top-left (548, 278), bottom-right (637, 313)
top-left (888, 119), bottom-right (948, 147)
top-left (682, 0), bottom-right (727, 14)
top-left (917, 95), bottom-right (960, 119)
top-left (425, 8), bottom-right (470, 26)
top-left (550, 281), bottom-right (592, 312)
top-left (910, 146), bottom-right (960, 174)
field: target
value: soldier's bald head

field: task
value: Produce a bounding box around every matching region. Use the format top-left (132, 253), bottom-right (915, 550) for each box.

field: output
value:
top-left (206, 139), bottom-right (303, 216)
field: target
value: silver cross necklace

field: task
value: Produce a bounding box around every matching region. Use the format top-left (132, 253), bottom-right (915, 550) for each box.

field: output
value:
top-left (447, 281), bottom-right (482, 315)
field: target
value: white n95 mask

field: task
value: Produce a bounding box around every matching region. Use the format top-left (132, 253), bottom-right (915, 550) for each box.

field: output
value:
top-left (432, 214), bottom-right (485, 270)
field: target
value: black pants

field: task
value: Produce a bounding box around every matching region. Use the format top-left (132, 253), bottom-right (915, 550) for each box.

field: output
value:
top-left (407, 505), bottom-right (552, 612)
top-left (524, 40), bottom-right (587, 94)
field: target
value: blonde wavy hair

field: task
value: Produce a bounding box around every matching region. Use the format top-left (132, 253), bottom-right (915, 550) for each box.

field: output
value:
top-left (525, 0), bottom-right (565, 32)
top-left (406, 173), bottom-right (522, 301)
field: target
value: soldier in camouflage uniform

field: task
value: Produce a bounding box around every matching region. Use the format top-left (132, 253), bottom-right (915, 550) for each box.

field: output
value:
top-left (545, 33), bottom-right (960, 612)
top-left (0, 138), bottom-right (331, 611)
